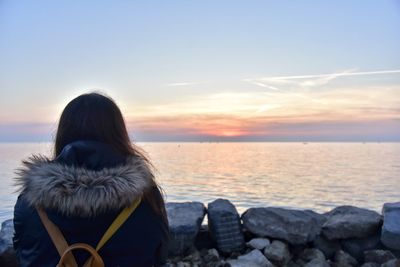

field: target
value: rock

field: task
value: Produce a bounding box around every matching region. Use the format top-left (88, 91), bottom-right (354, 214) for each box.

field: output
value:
top-left (290, 244), bottom-right (307, 259)
top-left (381, 259), bottom-right (400, 267)
top-left (247, 238), bottom-right (270, 250)
top-left (392, 250), bottom-right (400, 258)
top-left (242, 207), bottom-right (325, 244)
top-left (312, 235), bottom-right (341, 259)
top-left (322, 206), bottom-right (382, 240)
top-left (176, 261), bottom-right (191, 267)
top-left (287, 261), bottom-right (301, 267)
top-left (182, 249), bottom-right (201, 262)
top-left (299, 248), bottom-right (326, 263)
top-left (263, 240), bottom-right (291, 266)
top-left (0, 219), bottom-right (13, 254)
top-left (304, 258), bottom-right (330, 267)
top-left (208, 199), bottom-right (245, 253)
top-left (341, 232), bottom-right (382, 261)
top-left (331, 262), bottom-right (353, 267)
top-left (334, 250), bottom-right (358, 267)
top-left (243, 229), bottom-right (256, 242)
top-left (195, 224), bottom-right (216, 250)
top-left (360, 263), bottom-right (380, 267)
top-left (227, 259), bottom-right (263, 267)
top-left (236, 249), bottom-right (273, 267)
top-left (229, 251), bottom-right (242, 259)
top-left (203, 248), bottom-right (220, 263)
top-left (208, 248), bottom-right (219, 259)
top-left (0, 220), bottom-right (21, 267)
top-left (166, 202), bottom-right (206, 256)
top-left (381, 202), bottom-right (400, 250)
top-left (296, 248), bottom-right (327, 267)
top-left (304, 209), bottom-right (329, 226)
top-left (363, 250), bottom-right (396, 264)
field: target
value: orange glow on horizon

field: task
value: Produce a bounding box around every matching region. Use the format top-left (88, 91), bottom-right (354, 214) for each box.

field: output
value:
top-left (220, 131), bottom-right (244, 137)
top-left (202, 129), bottom-right (248, 137)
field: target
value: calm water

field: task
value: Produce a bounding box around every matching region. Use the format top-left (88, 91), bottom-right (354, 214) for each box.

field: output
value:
top-left (0, 142), bottom-right (399, 222)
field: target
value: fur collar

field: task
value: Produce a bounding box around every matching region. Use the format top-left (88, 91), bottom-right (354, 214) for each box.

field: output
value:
top-left (15, 155), bottom-right (153, 217)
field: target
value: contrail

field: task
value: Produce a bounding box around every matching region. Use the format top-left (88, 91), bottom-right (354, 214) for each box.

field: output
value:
top-left (259, 69), bottom-right (400, 81)
top-left (165, 82), bottom-right (200, 87)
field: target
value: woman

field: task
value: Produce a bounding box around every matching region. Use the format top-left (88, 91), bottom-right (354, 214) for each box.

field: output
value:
top-left (13, 93), bottom-right (169, 267)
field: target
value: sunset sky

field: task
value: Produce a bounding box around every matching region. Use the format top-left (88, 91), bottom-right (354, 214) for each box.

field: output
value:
top-left (1, 1), bottom-right (399, 141)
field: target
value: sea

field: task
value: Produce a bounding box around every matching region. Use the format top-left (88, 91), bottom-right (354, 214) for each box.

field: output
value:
top-left (1, 142), bottom-right (399, 223)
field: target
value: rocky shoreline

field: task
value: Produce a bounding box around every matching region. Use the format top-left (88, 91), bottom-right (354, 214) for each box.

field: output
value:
top-left (1, 199), bottom-right (399, 267)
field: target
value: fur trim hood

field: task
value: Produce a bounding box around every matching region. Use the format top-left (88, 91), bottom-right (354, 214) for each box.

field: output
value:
top-left (15, 155), bottom-right (153, 217)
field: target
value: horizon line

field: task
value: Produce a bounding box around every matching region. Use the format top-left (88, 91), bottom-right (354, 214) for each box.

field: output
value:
top-left (1, 140), bottom-right (399, 143)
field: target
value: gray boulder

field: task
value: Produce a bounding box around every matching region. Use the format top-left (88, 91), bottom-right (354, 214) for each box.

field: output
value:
top-left (194, 224), bottom-right (215, 250)
top-left (227, 259), bottom-right (257, 267)
top-left (182, 249), bottom-right (201, 263)
top-left (264, 240), bottom-right (291, 266)
top-left (295, 248), bottom-right (327, 267)
top-left (203, 248), bottom-right (220, 263)
top-left (227, 259), bottom-right (267, 267)
top-left (208, 199), bottom-right (245, 253)
top-left (242, 207), bottom-right (325, 244)
top-left (0, 220), bottom-right (13, 254)
top-left (166, 202), bottom-right (206, 255)
top-left (381, 202), bottom-right (400, 250)
top-left (334, 250), bottom-right (358, 267)
top-left (361, 263), bottom-right (380, 267)
top-left (299, 248), bottom-right (326, 263)
top-left (237, 249), bottom-right (273, 267)
top-left (312, 235), bottom-right (341, 259)
top-left (176, 262), bottom-right (191, 267)
top-left (287, 261), bottom-right (301, 267)
top-left (247, 238), bottom-right (270, 250)
top-left (363, 250), bottom-right (396, 264)
top-left (289, 244), bottom-right (307, 259)
top-left (341, 232), bottom-right (382, 261)
top-left (304, 258), bottom-right (330, 267)
top-left (381, 259), bottom-right (400, 267)
top-left (322, 206), bottom-right (382, 240)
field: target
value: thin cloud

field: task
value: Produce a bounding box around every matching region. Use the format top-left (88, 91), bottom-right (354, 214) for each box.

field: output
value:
top-left (165, 82), bottom-right (201, 87)
top-left (262, 69), bottom-right (400, 80)
top-left (242, 79), bottom-right (283, 91)
top-left (244, 68), bottom-right (400, 89)
top-left (118, 85), bottom-right (400, 141)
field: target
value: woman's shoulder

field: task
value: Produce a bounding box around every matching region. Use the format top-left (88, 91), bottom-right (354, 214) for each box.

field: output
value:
top-left (14, 153), bottom-right (154, 218)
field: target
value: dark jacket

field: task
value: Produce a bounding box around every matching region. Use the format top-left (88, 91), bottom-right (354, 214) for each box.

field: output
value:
top-left (13, 140), bottom-right (169, 267)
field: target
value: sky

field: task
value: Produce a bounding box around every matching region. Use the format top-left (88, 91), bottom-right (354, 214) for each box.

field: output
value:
top-left (1, 1), bottom-right (400, 142)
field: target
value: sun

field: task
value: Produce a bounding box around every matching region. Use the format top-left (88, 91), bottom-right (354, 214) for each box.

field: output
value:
top-left (219, 130), bottom-right (244, 137)
top-left (201, 128), bottom-right (249, 137)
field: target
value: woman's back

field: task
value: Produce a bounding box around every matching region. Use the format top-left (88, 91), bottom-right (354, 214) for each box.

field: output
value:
top-left (13, 94), bottom-right (169, 267)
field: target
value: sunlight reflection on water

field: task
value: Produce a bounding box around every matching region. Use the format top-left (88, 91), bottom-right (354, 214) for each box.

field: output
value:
top-left (1, 142), bottom-right (399, 221)
top-left (142, 142), bottom-right (400, 215)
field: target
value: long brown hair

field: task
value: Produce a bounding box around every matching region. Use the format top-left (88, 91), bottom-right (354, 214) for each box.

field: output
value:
top-left (54, 92), bottom-right (166, 217)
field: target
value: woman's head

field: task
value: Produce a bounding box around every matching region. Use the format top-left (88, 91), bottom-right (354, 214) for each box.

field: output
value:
top-left (55, 92), bottom-right (134, 156)
top-left (54, 93), bottom-right (166, 217)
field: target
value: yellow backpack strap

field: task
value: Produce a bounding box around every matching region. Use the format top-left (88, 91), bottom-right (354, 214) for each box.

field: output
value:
top-left (83, 197), bottom-right (142, 267)
top-left (96, 197), bottom-right (142, 250)
top-left (36, 208), bottom-right (78, 267)
top-left (58, 243), bottom-right (104, 267)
